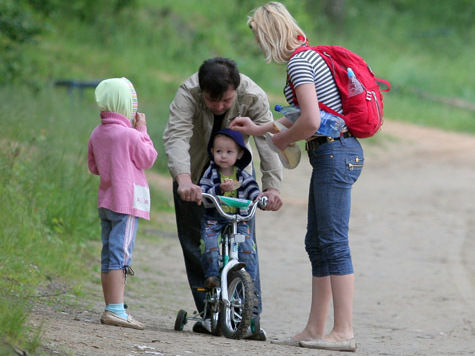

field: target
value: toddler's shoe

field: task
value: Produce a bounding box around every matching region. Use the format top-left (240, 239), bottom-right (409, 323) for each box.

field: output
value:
top-left (100, 310), bottom-right (144, 330)
top-left (204, 276), bottom-right (220, 289)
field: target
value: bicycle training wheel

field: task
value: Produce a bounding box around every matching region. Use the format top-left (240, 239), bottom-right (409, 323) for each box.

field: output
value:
top-left (220, 269), bottom-right (254, 339)
top-left (174, 309), bottom-right (187, 331)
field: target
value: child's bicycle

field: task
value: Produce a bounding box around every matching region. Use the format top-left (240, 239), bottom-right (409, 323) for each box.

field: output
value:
top-left (174, 192), bottom-right (267, 339)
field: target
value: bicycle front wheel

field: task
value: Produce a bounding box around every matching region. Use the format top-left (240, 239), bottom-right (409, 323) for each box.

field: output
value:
top-left (220, 269), bottom-right (255, 339)
top-left (208, 288), bottom-right (222, 336)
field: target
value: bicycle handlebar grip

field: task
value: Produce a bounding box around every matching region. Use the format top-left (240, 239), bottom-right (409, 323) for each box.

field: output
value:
top-left (258, 196), bottom-right (268, 209)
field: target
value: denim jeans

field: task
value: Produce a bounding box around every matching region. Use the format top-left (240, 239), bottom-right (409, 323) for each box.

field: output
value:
top-left (98, 208), bottom-right (138, 273)
top-left (173, 181), bottom-right (262, 315)
top-left (200, 213), bottom-right (256, 281)
top-left (305, 136), bottom-right (364, 277)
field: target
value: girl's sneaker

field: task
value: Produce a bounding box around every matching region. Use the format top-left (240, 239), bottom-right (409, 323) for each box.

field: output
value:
top-left (100, 311), bottom-right (144, 330)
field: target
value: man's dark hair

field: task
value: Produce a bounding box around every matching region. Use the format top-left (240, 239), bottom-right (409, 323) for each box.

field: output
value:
top-left (198, 57), bottom-right (241, 100)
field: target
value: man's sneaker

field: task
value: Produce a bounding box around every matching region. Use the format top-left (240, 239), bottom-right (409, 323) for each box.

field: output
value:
top-left (244, 327), bottom-right (267, 341)
top-left (100, 311), bottom-right (144, 330)
top-left (243, 317), bottom-right (266, 341)
top-left (204, 276), bottom-right (220, 289)
top-left (192, 319), bottom-right (211, 334)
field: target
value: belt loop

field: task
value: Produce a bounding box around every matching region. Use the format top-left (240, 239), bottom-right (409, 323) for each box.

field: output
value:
top-left (305, 140), bottom-right (311, 151)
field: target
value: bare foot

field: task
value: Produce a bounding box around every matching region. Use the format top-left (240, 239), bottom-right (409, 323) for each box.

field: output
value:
top-left (323, 330), bottom-right (354, 342)
top-left (293, 329), bottom-right (323, 341)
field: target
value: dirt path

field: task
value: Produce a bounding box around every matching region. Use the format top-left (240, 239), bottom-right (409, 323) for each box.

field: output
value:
top-left (29, 120), bottom-right (475, 355)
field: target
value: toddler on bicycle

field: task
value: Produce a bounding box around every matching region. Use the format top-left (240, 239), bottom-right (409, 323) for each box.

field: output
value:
top-left (88, 77), bottom-right (157, 330)
top-left (199, 128), bottom-right (260, 290)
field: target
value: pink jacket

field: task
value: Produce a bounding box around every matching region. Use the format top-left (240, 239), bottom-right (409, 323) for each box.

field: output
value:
top-left (88, 112), bottom-right (158, 220)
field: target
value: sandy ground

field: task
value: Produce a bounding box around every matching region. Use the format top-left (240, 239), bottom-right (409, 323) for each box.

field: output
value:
top-left (27, 119), bottom-right (475, 355)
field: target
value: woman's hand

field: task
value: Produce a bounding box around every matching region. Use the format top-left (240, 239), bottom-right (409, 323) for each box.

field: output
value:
top-left (271, 131), bottom-right (292, 151)
top-left (229, 116), bottom-right (263, 136)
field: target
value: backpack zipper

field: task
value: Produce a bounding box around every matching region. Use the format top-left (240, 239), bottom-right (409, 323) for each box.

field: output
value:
top-left (366, 90), bottom-right (382, 123)
top-left (371, 91), bottom-right (382, 121)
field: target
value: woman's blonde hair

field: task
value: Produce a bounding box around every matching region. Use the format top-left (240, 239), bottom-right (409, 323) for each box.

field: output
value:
top-left (248, 2), bottom-right (306, 63)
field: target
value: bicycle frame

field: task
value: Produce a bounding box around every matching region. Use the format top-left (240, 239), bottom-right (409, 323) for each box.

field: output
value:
top-left (201, 193), bottom-right (266, 308)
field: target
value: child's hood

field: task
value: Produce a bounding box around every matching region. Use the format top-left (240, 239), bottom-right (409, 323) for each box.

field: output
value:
top-left (95, 77), bottom-right (138, 120)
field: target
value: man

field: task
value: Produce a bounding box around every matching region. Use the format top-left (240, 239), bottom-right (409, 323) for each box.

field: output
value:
top-left (163, 57), bottom-right (283, 340)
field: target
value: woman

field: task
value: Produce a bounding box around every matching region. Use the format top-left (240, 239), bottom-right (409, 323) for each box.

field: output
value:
top-left (229, 2), bottom-right (363, 352)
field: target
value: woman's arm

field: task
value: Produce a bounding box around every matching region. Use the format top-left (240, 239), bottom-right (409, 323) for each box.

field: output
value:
top-left (228, 115), bottom-right (294, 136)
top-left (272, 83), bottom-right (320, 150)
top-left (228, 117), bottom-right (272, 135)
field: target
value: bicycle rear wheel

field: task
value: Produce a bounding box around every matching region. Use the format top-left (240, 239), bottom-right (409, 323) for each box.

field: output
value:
top-left (220, 269), bottom-right (254, 339)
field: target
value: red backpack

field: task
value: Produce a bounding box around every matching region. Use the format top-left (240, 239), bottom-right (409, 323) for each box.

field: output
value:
top-left (288, 45), bottom-right (391, 138)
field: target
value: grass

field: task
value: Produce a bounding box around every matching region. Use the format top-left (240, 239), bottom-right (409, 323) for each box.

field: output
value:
top-left (0, 87), bottom-right (167, 352)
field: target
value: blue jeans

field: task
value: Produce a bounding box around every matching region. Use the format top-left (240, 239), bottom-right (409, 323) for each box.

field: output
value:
top-left (200, 213), bottom-right (256, 280)
top-left (98, 208), bottom-right (138, 273)
top-left (305, 136), bottom-right (363, 277)
top-left (172, 181), bottom-right (262, 316)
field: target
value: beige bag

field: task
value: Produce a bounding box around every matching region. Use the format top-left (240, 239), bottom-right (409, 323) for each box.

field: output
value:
top-left (265, 121), bottom-right (301, 169)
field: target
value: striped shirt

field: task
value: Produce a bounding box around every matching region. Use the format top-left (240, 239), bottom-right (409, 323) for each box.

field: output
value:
top-left (284, 48), bottom-right (343, 114)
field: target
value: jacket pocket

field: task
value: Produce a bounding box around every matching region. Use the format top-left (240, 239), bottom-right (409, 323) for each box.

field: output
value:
top-left (133, 184), bottom-right (150, 212)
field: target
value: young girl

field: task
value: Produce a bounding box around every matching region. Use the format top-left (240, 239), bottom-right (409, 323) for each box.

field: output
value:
top-left (230, 2), bottom-right (364, 351)
top-left (88, 77), bottom-right (157, 330)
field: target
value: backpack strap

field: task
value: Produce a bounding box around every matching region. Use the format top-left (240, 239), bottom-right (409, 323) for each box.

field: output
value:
top-left (287, 45), bottom-right (344, 118)
top-left (286, 45), bottom-right (313, 106)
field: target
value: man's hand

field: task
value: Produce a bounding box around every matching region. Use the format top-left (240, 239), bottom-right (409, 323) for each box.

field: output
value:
top-left (261, 188), bottom-right (283, 211)
top-left (176, 174), bottom-right (202, 205)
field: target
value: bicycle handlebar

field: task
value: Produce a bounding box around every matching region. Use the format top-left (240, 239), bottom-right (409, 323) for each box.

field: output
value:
top-left (201, 193), bottom-right (267, 222)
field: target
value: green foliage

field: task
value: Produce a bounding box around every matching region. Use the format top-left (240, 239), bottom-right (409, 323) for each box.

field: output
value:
top-left (0, 0), bottom-right (42, 84)
top-left (0, 87), bottom-right (100, 347)
top-left (0, 83), bottom-right (170, 350)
